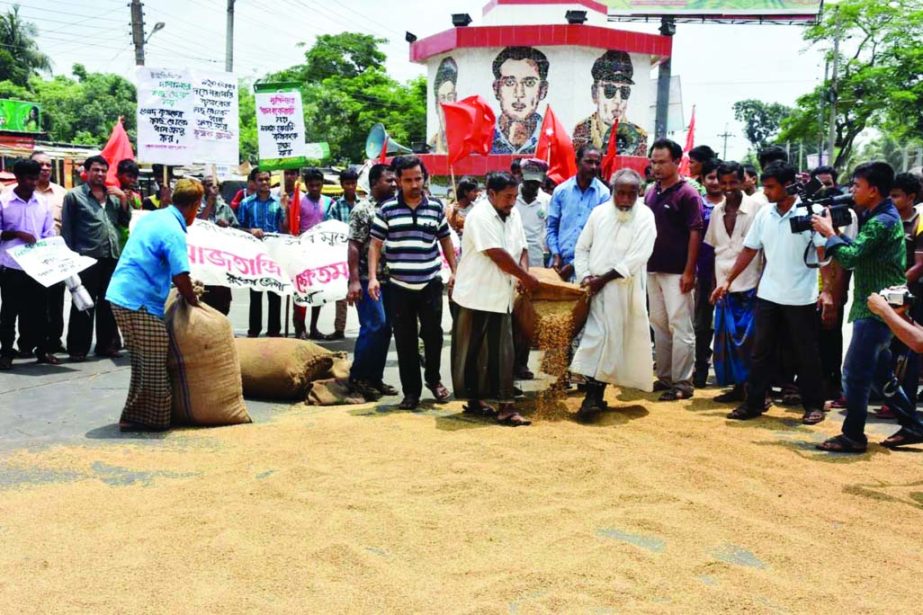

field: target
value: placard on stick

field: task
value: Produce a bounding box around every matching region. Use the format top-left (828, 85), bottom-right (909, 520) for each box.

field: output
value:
top-left (254, 82), bottom-right (307, 171)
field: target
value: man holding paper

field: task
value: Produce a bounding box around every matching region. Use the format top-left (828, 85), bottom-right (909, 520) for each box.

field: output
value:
top-left (0, 159), bottom-right (59, 369)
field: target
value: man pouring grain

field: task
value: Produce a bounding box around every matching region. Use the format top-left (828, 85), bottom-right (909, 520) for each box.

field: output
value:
top-left (105, 179), bottom-right (203, 432)
top-left (451, 172), bottom-right (539, 426)
top-left (570, 169), bottom-right (657, 419)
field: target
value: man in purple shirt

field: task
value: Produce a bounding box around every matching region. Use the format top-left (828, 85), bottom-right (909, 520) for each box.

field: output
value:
top-left (0, 159), bottom-right (59, 369)
top-left (293, 167), bottom-right (335, 339)
top-left (645, 138), bottom-right (703, 400)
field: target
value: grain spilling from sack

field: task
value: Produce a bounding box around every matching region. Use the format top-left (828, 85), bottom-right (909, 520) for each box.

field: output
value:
top-left (533, 302), bottom-right (576, 420)
top-left (165, 292), bottom-right (250, 426)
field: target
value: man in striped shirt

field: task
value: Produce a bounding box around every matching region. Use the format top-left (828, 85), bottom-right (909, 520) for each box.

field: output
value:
top-left (368, 156), bottom-right (457, 410)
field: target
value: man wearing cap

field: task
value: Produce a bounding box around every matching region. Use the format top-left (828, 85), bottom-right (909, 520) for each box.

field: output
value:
top-left (573, 50), bottom-right (648, 158)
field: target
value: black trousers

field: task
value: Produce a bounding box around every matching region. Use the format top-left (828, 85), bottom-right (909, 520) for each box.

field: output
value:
top-left (746, 299), bottom-right (824, 412)
top-left (47, 281), bottom-right (65, 348)
top-left (694, 276), bottom-right (715, 378)
top-left (202, 285), bottom-right (232, 315)
top-left (248, 289), bottom-right (281, 336)
top-left (818, 303), bottom-right (846, 399)
top-left (1, 267), bottom-right (50, 357)
top-left (389, 279), bottom-right (444, 398)
top-left (67, 258), bottom-right (119, 357)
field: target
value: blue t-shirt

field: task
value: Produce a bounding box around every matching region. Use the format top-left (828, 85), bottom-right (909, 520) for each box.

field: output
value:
top-left (107, 206), bottom-right (190, 318)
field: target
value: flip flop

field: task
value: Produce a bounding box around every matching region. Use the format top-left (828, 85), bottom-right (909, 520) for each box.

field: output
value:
top-left (816, 434), bottom-right (867, 453)
top-left (802, 409), bottom-right (826, 425)
top-left (881, 429), bottom-right (923, 449)
top-left (726, 405), bottom-right (764, 421)
top-left (463, 402), bottom-right (497, 418)
top-left (496, 412), bottom-right (531, 427)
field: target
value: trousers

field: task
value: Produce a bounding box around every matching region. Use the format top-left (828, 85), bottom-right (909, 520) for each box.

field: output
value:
top-left (248, 289), bottom-right (281, 337)
top-left (350, 281), bottom-right (392, 384)
top-left (0, 267), bottom-right (50, 357)
top-left (388, 279), bottom-right (444, 398)
top-left (67, 258), bottom-right (120, 356)
top-left (648, 272), bottom-right (696, 392)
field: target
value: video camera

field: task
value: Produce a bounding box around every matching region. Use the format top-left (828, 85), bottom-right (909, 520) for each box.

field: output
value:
top-left (880, 285), bottom-right (914, 308)
top-left (786, 176), bottom-right (854, 233)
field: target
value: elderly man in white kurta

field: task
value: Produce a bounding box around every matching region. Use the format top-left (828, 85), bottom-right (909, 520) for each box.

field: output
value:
top-left (570, 168), bottom-right (658, 419)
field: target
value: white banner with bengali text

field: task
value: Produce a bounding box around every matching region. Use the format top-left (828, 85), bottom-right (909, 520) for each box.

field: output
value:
top-left (262, 220), bottom-right (348, 306)
top-left (8, 236), bottom-right (97, 287)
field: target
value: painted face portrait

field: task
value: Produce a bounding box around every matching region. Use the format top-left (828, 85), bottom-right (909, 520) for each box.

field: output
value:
top-left (494, 59), bottom-right (547, 122)
top-left (594, 80), bottom-right (631, 126)
top-left (435, 79), bottom-right (457, 130)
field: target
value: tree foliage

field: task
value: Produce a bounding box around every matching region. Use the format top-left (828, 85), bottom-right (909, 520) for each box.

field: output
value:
top-left (258, 32), bottom-right (426, 163)
top-left (778, 0), bottom-right (923, 170)
top-left (0, 5), bottom-right (51, 87)
top-left (732, 99), bottom-right (791, 151)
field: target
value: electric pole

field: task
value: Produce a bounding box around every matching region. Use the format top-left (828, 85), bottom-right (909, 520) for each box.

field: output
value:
top-left (654, 17), bottom-right (676, 140)
top-left (226, 0), bottom-right (236, 73)
top-left (130, 0), bottom-right (145, 66)
top-left (717, 125), bottom-right (734, 160)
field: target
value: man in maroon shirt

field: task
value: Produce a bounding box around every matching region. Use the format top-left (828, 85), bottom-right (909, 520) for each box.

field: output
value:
top-left (645, 138), bottom-right (703, 400)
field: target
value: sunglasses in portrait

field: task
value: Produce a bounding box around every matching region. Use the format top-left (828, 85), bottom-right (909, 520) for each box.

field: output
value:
top-left (599, 83), bottom-right (632, 100)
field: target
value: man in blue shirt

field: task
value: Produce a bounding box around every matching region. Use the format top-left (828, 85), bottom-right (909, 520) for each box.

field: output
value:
top-left (106, 178), bottom-right (201, 431)
top-left (237, 169), bottom-right (286, 337)
top-left (546, 145), bottom-right (611, 281)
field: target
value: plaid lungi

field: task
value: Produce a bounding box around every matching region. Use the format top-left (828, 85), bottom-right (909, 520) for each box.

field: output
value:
top-left (112, 305), bottom-right (172, 428)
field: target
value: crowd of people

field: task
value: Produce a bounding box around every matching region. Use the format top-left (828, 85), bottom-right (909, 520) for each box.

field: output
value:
top-left (2, 141), bottom-right (923, 452)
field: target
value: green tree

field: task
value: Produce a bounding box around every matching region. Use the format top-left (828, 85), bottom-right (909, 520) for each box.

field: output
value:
top-left (265, 33), bottom-right (425, 163)
top-left (238, 80), bottom-right (257, 163)
top-left (732, 99), bottom-right (791, 151)
top-left (0, 5), bottom-right (51, 87)
top-left (778, 0), bottom-right (923, 171)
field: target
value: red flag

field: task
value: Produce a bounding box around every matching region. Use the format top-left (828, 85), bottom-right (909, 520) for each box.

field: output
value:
top-left (441, 95), bottom-right (495, 165)
top-left (600, 118), bottom-right (620, 184)
top-left (379, 137), bottom-right (389, 164)
top-left (100, 117), bottom-right (134, 187)
top-left (678, 106), bottom-right (696, 177)
top-left (535, 105), bottom-right (577, 185)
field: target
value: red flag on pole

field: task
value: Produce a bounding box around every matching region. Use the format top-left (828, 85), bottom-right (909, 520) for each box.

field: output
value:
top-left (600, 118), bottom-right (620, 184)
top-left (100, 117), bottom-right (134, 187)
top-left (678, 105), bottom-right (696, 177)
top-left (441, 95), bottom-right (496, 164)
top-left (379, 137), bottom-right (389, 164)
top-left (535, 105), bottom-right (577, 185)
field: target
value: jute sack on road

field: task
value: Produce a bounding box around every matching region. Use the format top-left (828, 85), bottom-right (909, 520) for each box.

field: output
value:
top-left (165, 292), bottom-right (251, 426)
top-left (235, 338), bottom-right (335, 400)
top-left (513, 268), bottom-right (589, 341)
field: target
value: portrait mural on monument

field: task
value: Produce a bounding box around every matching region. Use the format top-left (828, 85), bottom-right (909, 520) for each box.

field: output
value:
top-left (571, 50), bottom-right (648, 158)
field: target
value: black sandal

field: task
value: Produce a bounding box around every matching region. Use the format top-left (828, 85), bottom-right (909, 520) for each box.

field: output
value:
top-left (816, 434), bottom-right (867, 453)
top-left (726, 405), bottom-right (763, 420)
top-left (659, 388), bottom-right (692, 401)
top-left (463, 402), bottom-right (497, 418)
top-left (802, 408), bottom-right (826, 425)
top-left (496, 412), bottom-right (531, 427)
top-left (881, 429), bottom-right (923, 449)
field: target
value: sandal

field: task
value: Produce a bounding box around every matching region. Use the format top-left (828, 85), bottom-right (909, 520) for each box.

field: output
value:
top-left (35, 353), bottom-right (61, 366)
top-left (726, 405), bottom-right (764, 420)
top-left (653, 381), bottom-right (671, 392)
top-left (496, 412), bottom-right (531, 427)
top-left (426, 382), bottom-right (451, 404)
top-left (714, 385), bottom-right (745, 403)
top-left (881, 429), bottom-right (923, 449)
top-left (816, 434), bottom-right (867, 453)
top-left (659, 388), bottom-right (692, 402)
top-left (463, 402), bottom-right (497, 418)
top-left (874, 405), bottom-right (897, 420)
top-left (398, 396), bottom-right (419, 411)
top-left (802, 408), bottom-right (826, 425)
top-left (781, 391), bottom-right (802, 407)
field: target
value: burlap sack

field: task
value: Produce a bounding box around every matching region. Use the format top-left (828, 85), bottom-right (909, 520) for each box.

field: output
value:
top-left (235, 337), bottom-right (334, 400)
top-left (165, 293), bottom-right (251, 426)
top-left (513, 268), bottom-right (589, 341)
top-left (306, 379), bottom-right (365, 406)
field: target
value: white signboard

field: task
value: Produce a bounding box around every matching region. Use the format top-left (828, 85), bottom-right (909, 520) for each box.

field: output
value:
top-left (263, 220), bottom-right (348, 306)
top-left (254, 83), bottom-right (307, 170)
top-left (8, 236), bottom-right (96, 287)
top-left (137, 67), bottom-right (240, 165)
top-left (186, 221), bottom-right (292, 296)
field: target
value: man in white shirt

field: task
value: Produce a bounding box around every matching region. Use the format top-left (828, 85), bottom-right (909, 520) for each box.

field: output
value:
top-left (570, 168), bottom-right (657, 419)
top-left (451, 171), bottom-right (539, 427)
top-left (704, 162), bottom-right (766, 403)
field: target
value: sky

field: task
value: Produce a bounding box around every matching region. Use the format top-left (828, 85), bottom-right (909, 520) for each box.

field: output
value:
top-left (22, 0), bottom-right (828, 161)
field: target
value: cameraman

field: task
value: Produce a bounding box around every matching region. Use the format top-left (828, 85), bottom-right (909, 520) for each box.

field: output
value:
top-left (811, 162), bottom-right (923, 452)
top-left (868, 292), bottom-right (923, 353)
top-left (711, 161), bottom-right (832, 425)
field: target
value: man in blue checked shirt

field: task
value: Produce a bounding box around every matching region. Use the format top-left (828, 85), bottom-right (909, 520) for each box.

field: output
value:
top-left (237, 169), bottom-right (286, 337)
top-left (546, 145), bottom-right (611, 282)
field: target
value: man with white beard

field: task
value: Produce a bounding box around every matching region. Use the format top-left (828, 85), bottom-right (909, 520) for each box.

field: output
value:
top-left (570, 168), bottom-right (658, 419)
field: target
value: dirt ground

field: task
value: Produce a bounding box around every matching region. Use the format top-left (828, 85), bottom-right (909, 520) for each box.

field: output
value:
top-left (2, 381), bottom-right (923, 614)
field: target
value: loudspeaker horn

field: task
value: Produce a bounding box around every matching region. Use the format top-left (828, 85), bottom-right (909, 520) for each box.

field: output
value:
top-left (365, 123), bottom-right (412, 160)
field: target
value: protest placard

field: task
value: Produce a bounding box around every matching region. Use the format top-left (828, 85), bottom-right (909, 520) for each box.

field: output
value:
top-left (186, 221), bottom-right (292, 296)
top-left (262, 220), bottom-right (349, 306)
top-left (254, 82), bottom-right (307, 171)
top-left (136, 67), bottom-right (240, 166)
top-left (136, 67), bottom-right (196, 165)
top-left (8, 236), bottom-right (97, 287)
